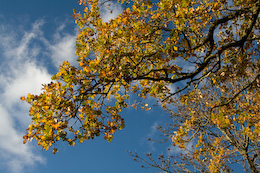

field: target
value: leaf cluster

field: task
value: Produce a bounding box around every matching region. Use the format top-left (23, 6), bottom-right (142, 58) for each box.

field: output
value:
top-left (22, 0), bottom-right (260, 171)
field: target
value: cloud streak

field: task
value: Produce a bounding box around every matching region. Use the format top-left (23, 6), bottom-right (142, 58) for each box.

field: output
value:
top-left (0, 20), bottom-right (50, 173)
top-left (0, 2), bottom-right (125, 172)
top-left (0, 18), bottom-right (77, 173)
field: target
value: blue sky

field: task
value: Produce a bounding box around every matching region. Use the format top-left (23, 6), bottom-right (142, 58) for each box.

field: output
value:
top-left (0, 1), bottom-right (174, 173)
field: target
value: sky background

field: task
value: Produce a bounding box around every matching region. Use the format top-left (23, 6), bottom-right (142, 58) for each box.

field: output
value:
top-left (0, 1), bottom-right (174, 173)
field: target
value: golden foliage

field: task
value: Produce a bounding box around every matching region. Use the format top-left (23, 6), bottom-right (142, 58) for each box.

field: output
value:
top-left (22, 0), bottom-right (260, 171)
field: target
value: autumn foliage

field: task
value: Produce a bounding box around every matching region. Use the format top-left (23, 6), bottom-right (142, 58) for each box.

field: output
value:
top-left (22, 0), bottom-right (260, 172)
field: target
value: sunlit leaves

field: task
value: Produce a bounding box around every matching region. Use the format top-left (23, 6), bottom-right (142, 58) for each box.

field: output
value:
top-left (170, 74), bottom-right (260, 171)
top-left (22, 0), bottom-right (260, 172)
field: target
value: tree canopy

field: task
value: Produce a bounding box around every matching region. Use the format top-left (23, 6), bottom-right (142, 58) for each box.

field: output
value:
top-left (22, 0), bottom-right (260, 172)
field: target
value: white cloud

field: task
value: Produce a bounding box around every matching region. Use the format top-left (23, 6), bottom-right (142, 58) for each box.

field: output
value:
top-left (0, 20), bottom-right (44, 61)
top-left (145, 121), bottom-right (159, 151)
top-left (0, 21), bottom-right (51, 173)
top-left (49, 33), bottom-right (77, 67)
top-left (0, 105), bottom-right (45, 173)
top-left (0, 19), bottom-right (73, 172)
top-left (0, 1), bottom-right (124, 171)
top-left (33, 20), bottom-right (78, 68)
top-left (167, 138), bottom-right (195, 155)
top-left (0, 2), bottom-right (126, 172)
top-left (3, 62), bottom-right (52, 126)
top-left (4, 63), bottom-right (50, 102)
top-left (100, 1), bottom-right (123, 22)
top-left (41, 1), bottom-right (123, 70)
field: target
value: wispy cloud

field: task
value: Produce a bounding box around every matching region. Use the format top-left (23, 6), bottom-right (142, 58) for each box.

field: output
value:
top-left (0, 17), bottom-right (77, 172)
top-left (100, 0), bottom-right (123, 22)
top-left (0, 20), bottom-right (50, 173)
top-left (0, 105), bottom-right (45, 173)
top-left (49, 33), bottom-right (77, 67)
top-left (148, 122), bottom-right (160, 151)
top-left (167, 138), bottom-right (195, 155)
top-left (42, 24), bottom-right (78, 68)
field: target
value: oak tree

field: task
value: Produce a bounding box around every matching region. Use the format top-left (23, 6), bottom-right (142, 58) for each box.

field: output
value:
top-left (22, 0), bottom-right (260, 172)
